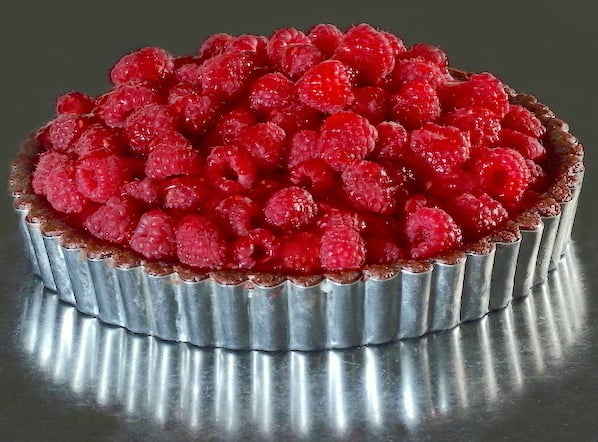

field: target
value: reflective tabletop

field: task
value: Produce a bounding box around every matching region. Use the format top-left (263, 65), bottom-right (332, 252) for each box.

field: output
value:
top-left (1, 1), bottom-right (597, 440)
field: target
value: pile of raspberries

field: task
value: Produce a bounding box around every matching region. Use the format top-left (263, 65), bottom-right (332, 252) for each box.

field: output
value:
top-left (31, 23), bottom-right (549, 274)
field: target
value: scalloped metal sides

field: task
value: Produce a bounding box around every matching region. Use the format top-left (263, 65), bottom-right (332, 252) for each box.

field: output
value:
top-left (15, 175), bottom-right (582, 351)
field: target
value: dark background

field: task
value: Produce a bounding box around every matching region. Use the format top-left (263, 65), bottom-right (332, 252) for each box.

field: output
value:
top-left (0, 1), bottom-right (597, 440)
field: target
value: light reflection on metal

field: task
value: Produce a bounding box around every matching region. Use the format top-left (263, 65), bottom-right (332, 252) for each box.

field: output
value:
top-left (18, 246), bottom-right (586, 437)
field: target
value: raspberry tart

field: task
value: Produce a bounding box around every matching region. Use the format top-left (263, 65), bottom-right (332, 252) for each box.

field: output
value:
top-left (10, 24), bottom-right (583, 350)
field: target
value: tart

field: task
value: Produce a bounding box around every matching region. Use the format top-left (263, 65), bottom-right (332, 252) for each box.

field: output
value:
top-left (9, 24), bottom-right (584, 350)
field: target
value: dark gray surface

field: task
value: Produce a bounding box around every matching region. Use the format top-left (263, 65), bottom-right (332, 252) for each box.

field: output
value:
top-left (1, 1), bottom-right (597, 440)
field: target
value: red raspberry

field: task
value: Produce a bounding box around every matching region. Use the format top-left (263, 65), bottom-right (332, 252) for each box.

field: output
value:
top-left (48, 114), bottom-right (95, 152)
top-left (198, 52), bottom-right (258, 100)
top-left (440, 106), bottom-right (501, 148)
top-left (268, 103), bottom-right (321, 133)
top-left (248, 73), bottom-right (295, 115)
top-left (279, 230), bottom-right (322, 274)
top-left (350, 86), bottom-right (389, 124)
top-left (206, 145), bottom-right (257, 194)
top-left (236, 122), bottom-right (286, 171)
top-left (424, 169), bottom-right (475, 199)
top-left (145, 132), bottom-right (202, 179)
top-left (341, 160), bottom-right (399, 215)
top-left (130, 209), bottom-right (176, 260)
top-left (72, 124), bottom-right (126, 156)
top-left (498, 129), bottom-right (546, 161)
top-left (370, 121), bottom-right (408, 160)
top-left (440, 73), bottom-right (509, 118)
top-left (408, 123), bottom-right (471, 175)
top-left (526, 159), bottom-right (547, 191)
top-left (287, 129), bottom-right (320, 167)
top-left (334, 23), bottom-right (395, 84)
top-left (319, 111), bottom-right (377, 170)
top-left (176, 214), bottom-right (228, 269)
top-left (365, 237), bottom-right (405, 264)
top-left (84, 196), bottom-right (141, 245)
top-left (296, 60), bottom-right (354, 113)
top-left (266, 28), bottom-right (311, 66)
top-left (225, 34), bottom-right (268, 59)
top-left (168, 88), bottom-right (221, 136)
top-left (213, 107), bottom-right (257, 145)
top-left (122, 178), bottom-right (160, 206)
top-left (110, 46), bottom-right (174, 86)
top-left (198, 33), bottom-right (232, 60)
top-left (232, 228), bottom-right (279, 270)
top-left (379, 160), bottom-right (418, 197)
top-left (124, 104), bottom-right (177, 155)
top-left (215, 195), bottom-right (261, 235)
top-left (404, 194), bottom-right (436, 216)
top-left (403, 43), bottom-right (449, 71)
top-left (32, 151), bottom-right (68, 195)
top-left (320, 225), bottom-right (366, 271)
top-left (502, 104), bottom-right (546, 138)
top-left (76, 151), bottom-right (139, 203)
top-left (391, 58), bottom-right (447, 90)
top-left (55, 92), bottom-right (95, 115)
top-left (162, 177), bottom-right (211, 212)
top-left (472, 147), bottom-right (531, 202)
top-left (308, 24), bottom-right (344, 57)
top-left (447, 193), bottom-right (508, 239)
top-left (289, 159), bottom-right (337, 196)
top-left (280, 44), bottom-right (322, 79)
top-left (380, 31), bottom-right (407, 58)
top-left (390, 79), bottom-right (441, 129)
top-left (316, 204), bottom-right (367, 232)
top-left (96, 84), bottom-right (161, 128)
top-left (36, 153), bottom-right (89, 214)
top-left (405, 207), bottom-right (462, 259)
top-left (264, 187), bottom-right (318, 230)
top-left (174, 62), bottom-right (203, 86)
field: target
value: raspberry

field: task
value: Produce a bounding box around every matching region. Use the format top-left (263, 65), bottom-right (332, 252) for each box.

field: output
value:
top-left (403, 43), bottom-right (449, 71)
top-left (168, 88), bottom-right (221, 136)
top-left (307, 24), bottom-right (343, 57)
top-left (440, 106), bottom-right (501, 148)
top-left (266, 28), bottom-right (311, 66)
top-left (213, 107), bottom-right (257, 144)
top-left (424, 169), bottom-right (475, 199)
top-left (215, 195), bottom-right (261, 235)
top-left (334, 23), bottom-right (395, 84)
top-left (225, 34), bottom-right (268, 59)
top-left (198, 33), bottom-right (232, 60)
top-left (320, 225), bottom-right (366, 271)
top-left (122, 178), bottom-right (160, 206)
top-left (350, 86), bottom-right (389, 124)
top-left (206, 144), bottom-right (257, 194)
top-left (97, 84), bottom-right (161, 128)
top-left (84, 196), bottom-right (141, 245)
top-left (76, 151), bottom-right (139, 203)
top-left (280, 44), bottom-right (322, 79)
top-left (48, 114), bottom-right (95, 152)
top-left (447, 193), bottom-right (508, 239)
top-left (289, 158), bottom-right (337, 196)
top-left (162, 177), bottom-right (211, 212)
top-left (279, 230), bottom-right (322, 274)
top-left (502, 104), bottom-right (546, 138)
top-left (390, 79), bottom-right (441, 129)
top-left (248, 73), bottom-right (295, 115)
top-left (370, 121), bottom-right (408, 160)
top-left (405, 207), bottom-right (462, 259)
top-left (268, 103), bottom-right (321, 133)
top-left (404, 194), bottom-right (435, 216)
top-left (35, 153), bottom-right (89, 214)
top-left (124, 104), bottom-right (177, 155)
top-left (472, 147), bottom-right (531, 202)
top-left (72, 124), bottom-right (126, 156)
top-left (145, 132), bottom-right (202, 179)
top-left (55, 92), bottom-right (95, 115)
top-left (408, 123), bottom-right (471, 175)
top-left (232, 228), bottom-right (279, 270)
top-left (391, 58), bottom-right (447, 90)
top-left (130, 209), bottom-right (176, 260)
top-left (174, 62), bottom-right (203, 86)
top-left (32, 151), bottom-right (68, 195)
top-left (296, 60), bottom-right (354, 113)
top-left (110, 46), bottom-right (174, 86)
top-left (198, 52), bottom-right (258, 100)
top-left (286, 129), bottom-right (319, 167)
top-left (264, 187), bottom-right (318, 230)
top-left (176, 214), bottom-right (228, 269)
top-left (526, 159), bottom-right (547, 191)
top-left (498, 129), bottom-right (546, 161)
top-left (236, 122), bottom-right (286, 171)
top-left (316, 204), bottom-right (367, 231)
top-left (440, 73), bottom-right (509, 118)
top-left (341, 160), bottom-right (399, 215)
top-left (319, 111), bottom-right (377, 170)
top-left (380, 31), bottom-right (407, 58)
top-left (365, 237), bottom-right (405, 264)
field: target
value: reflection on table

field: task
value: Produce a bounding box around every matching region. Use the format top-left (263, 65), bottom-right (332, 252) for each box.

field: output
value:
top-left (19, 245), bottom-right (586, 438)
